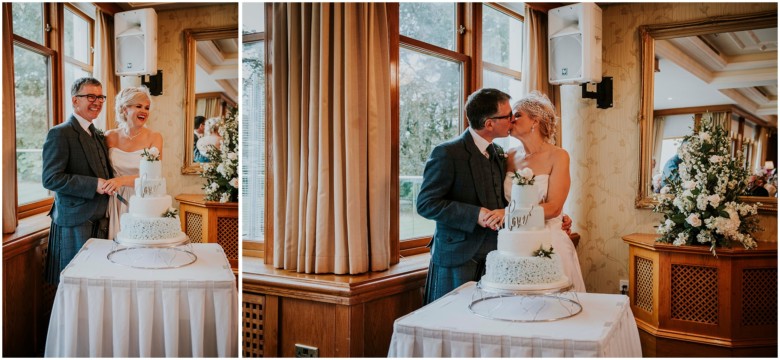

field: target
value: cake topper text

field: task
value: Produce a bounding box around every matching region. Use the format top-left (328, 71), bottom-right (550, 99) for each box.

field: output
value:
top-left (505, 200), bottom-right (534, 231)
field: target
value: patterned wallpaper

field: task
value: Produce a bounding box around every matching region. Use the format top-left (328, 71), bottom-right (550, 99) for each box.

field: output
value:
top-left (561, 2), bottom-right (778, 294)
top-left (141, 4), bottom-right (238, 202)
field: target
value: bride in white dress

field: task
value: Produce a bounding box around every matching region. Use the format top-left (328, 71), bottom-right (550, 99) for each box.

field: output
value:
top-left (490, 91), bottom-right (586, 292)
top-left (100, 86), bottom-right (163, 240)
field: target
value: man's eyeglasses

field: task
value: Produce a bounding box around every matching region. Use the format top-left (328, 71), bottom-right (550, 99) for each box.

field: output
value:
top-left (75, 94), bottom-right (107, 102)
top-left (486, 112), bottom-right (513, 122)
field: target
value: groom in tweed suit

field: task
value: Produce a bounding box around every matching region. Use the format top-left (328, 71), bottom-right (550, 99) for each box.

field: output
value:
top-left (42, 77), bottom-right (114, 284)
top-left (417, 88), bottom-right (514, 304)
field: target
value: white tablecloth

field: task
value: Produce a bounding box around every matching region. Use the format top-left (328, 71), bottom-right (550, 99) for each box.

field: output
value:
top-left (388, 282), bottom-right (642, 357)
top-left (44, 239), bottom-right (238, 357)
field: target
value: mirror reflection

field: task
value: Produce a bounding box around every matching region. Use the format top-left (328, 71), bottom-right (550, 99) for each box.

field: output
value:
top-left (183, 28), bottom-right (238, 173)
top-left (638, 12), bottom-right (778, 211)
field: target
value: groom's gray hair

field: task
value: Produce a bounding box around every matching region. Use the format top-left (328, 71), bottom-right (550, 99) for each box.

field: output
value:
top-left (71, 77), bottom-right (102, 97)
top-left (465, 88), bottom-right (511, 130)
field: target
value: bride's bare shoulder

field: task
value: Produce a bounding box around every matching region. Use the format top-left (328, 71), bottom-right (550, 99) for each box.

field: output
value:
top-left (552, 147), bottom-right (570, 163)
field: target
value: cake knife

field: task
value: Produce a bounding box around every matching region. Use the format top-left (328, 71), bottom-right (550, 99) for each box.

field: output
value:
top-left (116, 193), bottom-right (129, 207)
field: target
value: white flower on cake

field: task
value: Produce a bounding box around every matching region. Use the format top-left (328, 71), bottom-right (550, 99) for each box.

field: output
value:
top-left (512, 167), bottom-right (535, 186)
top-left (534, 245), bottom-right (555, 259)
top-left (141, 147), bottom-right (161, 161)
top-left (162, 207), bottom-right (179, 218)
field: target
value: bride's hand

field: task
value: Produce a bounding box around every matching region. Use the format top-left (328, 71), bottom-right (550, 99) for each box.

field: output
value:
top-left (102, 178), bottom-right (121, 195)
top-left (484, 209), bottom-right (505, 230)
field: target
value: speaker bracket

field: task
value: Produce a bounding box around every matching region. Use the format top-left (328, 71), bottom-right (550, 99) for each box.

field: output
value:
top-left (581, 76), bottom-right (612, 109)
top-left (140, 70), bottom-right (163, 96)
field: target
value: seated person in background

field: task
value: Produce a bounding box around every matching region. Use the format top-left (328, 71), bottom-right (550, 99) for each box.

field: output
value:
top-left (193, 115), bottom-right (207, 162)
top-left (660, 154), bottom-right (681, 189)
top-left (195, 117), bottom-right (222, 162)
top-left (748, 177), bottom-right (770, 196)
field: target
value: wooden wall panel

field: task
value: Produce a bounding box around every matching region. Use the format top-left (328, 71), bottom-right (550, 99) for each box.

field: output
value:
top-left (278, 298), bottom-right (335, 357)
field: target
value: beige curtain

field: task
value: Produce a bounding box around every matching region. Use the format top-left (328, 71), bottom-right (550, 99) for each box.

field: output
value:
top-left (708, 111), bottom-right (730, 133)
top-left (3, 5), bottom-right (17, 233)
top-left (652, 116), bottom-right (666, 175)
top-left (94, 10), bottom-right (118, 130)
top-left (271, 3), bottom-right (391, 274)
top-left (522, 6), bottom-right (560, 145)
top-left (196, 97), bottom-right (221, 119)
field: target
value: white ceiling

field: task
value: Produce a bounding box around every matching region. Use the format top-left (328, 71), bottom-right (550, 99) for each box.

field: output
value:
top-left (654, 27), bottom-right (778, 126)
top-left (195, 38), bottom-right (239, 103)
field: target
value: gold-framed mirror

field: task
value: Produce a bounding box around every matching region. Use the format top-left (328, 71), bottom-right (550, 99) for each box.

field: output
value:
top-left (637, 11), bottom-right (778, 213)
top-left (182, 26), bottom-right (239, 174)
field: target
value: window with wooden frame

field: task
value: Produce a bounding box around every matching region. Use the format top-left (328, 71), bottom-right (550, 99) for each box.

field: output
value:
top-left (8, 3), bottom-right (94, 219)
top-left (396, 3), bottom-right (525, 257)
top-left (241, 2), bottom-right (266, 258)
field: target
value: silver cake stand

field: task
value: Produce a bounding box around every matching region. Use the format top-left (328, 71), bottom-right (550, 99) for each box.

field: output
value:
top-left (107, 237), bottom-right (197, 269)
top-left (468, 280), bottom-right (582, 322)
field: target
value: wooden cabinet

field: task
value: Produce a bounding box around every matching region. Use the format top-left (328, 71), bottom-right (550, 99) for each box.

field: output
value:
top-left (623, 233), bottom-right (777, 357)
top-left (242, 255), bottom-right (428, 357)
top-left (176, 194), bottom-right (238, 270)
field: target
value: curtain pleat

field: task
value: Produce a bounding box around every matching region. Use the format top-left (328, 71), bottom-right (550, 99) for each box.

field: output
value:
top-left (3, 5), bottom-right (18, 233)
top-left (94, 10), bottom-right (117, 130)
top-left (652, 116), bottom-right (666, 174)
top-left (272, 3), bottom-right (390, 274)
top-left (523, 6), bottom-right (560, 145)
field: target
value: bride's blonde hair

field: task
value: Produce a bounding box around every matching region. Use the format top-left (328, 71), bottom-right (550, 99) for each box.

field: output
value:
top-left (115, 86), bottom-right (152, 131)
top-left (513, 91), bottom-right (557, 144)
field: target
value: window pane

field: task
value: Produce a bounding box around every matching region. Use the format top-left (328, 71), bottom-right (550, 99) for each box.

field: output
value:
top-left (399, 3), bottom-right (456, 51)
top-left (242, 40), bottom-right (265, 241)
top-left (242, 3), bottom-right (265, 34)
top-left (64, 8), bottom-right (91, 63)
top-left (399, 47), bottom-right (462, 239)
top-left (482, 5), bottom-right (523, 71)
top-left (63, 62), bottom-right (90, 117)
top-left (12, 3), bottom-right (44, 44)
top-left (14, 45), bottom-right (51, 205)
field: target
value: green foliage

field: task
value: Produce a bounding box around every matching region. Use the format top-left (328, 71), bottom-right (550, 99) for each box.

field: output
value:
top-left (201, 107), bottom-right (239, 203)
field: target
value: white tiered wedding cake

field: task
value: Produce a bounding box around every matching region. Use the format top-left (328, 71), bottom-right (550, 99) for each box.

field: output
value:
top-left (482, 168), bottom-right (570, 291)
top-left (115, 148), bottom-right (188, 246)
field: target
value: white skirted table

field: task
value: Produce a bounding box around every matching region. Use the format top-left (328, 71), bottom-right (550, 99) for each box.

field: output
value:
top-left (44, 239), bottom-right (238, 357)
top-left (388, 282), bottom-right (642, 357)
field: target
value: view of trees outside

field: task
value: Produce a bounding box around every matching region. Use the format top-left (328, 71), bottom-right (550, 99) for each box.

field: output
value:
top-left (399, 3), bottom-right (455, 51)
top-left (11, 3), bottom-right (43, 45)
top-left (63, 7), bottom-right (92, 117)
top-left (242, 40), bottom-right (265, 241)
top-left (13, 4), bottom-right (52, 205)
top-left (483, 5), bottom-right (523, 151)
top-left (398, 3), bottom-right (461, 239)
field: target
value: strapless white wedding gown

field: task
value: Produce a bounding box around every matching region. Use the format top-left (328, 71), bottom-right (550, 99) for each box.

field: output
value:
top-left (107, 148), bottom-right (142, 240)
top-left (503, 173), bottom-right (587, 292)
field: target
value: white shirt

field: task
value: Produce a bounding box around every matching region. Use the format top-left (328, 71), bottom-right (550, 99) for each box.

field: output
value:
top-left (468, 127), bottom-right (491, 158)
top-left (73, 113), bottom-right (94, 136)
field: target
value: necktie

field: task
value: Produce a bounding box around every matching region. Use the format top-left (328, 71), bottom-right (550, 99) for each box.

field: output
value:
top-left (88, 123), bottom-right (96, 138)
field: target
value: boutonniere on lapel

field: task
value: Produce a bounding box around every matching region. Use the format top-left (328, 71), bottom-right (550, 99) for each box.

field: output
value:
top-left (93, 127), bottom-right (105, 140)
top-left (493, 144), bottom-right (508, 159)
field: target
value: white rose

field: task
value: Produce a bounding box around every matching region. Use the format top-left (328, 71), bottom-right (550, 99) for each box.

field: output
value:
top-left (217, 164), bottom-right (226, 176)
top-left (686, 213), bottom-right (702, 227)
top-left (210, 182), bottom-right (219, 191)
top-left (229, 177), bottom-right (239, 188)
top-left (709, 155), bottom-right (722, 164)
top-left (220, 193), bottom-right (231, 203)
top-left (682, 180), bottom-right (696, 190)
top-left (148, 147), bottom-right (160, 157)
top-left (519, 167), bottom-right (534, 180)
top-left (699, 132), bottom-right (711, 142)
top-left (707, 194), bottom-right (721, 208)
top-left (660, 186), bottom-right (670, 195)
top-left (228, 152), bottom-right (237, 161)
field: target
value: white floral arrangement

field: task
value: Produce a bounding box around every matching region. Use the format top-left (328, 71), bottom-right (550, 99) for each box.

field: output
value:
top-left (512, 167), bottom-right (535, 186)
top-left (141, 147), bottom-right (160, 161)
top-left (654, 114), bottom-right (761, 255)
top-left (201, 107), bottom-right (238, 203)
